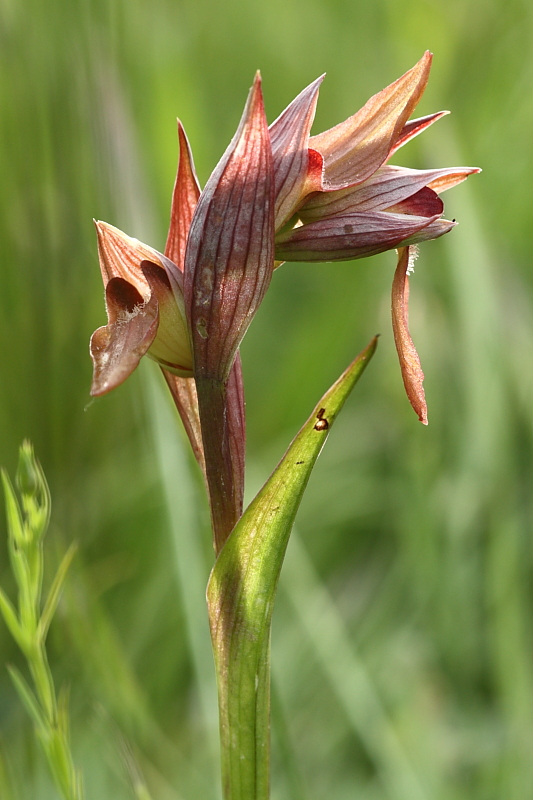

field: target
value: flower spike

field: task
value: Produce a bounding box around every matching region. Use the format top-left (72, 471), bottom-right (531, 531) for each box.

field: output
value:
top-left (90, 222), bottom-right (192, 396)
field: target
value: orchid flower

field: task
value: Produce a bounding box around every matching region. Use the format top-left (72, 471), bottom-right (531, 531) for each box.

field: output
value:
top-left (91, 76), bottom-right (272, 551)
top-left (90, 54), bottom-right (479, 545)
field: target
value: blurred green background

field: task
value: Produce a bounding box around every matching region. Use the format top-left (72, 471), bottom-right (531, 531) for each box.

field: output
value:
top-left (1, 0), bottom-right (532, 797)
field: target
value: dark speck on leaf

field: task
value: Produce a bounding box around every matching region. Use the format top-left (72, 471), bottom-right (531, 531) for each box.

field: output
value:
top-left (296, 460), bottom-right (304, 465)
top-left (344, 224), bottom-right (354, 234)
top-left (314, 407), bottom-right (329, 431)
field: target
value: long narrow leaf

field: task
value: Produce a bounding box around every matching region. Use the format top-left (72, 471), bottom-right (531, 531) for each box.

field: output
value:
top-left (38, 543), bottom-right (78, 642)
top-left (0, 588), bottom-right (25, 650)
top-left (8, 666), bottom-right (47, 736)
top-left (207, 337), bottom-right (377, 800)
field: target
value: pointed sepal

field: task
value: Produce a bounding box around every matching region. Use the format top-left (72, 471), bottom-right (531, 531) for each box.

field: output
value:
top-left (165, 121), bottom-right (201, 270)
top-left (184, 72), bottom-right (275, 383)
top-left (269, 75), bottom-right (324, 229)
top-left (299, 165), bottom-right (480, 220)
top-left (309, 52), bottom-right (433, 189)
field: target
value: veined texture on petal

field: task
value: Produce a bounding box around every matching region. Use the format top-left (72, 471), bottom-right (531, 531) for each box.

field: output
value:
top-left (275, 210), bottom-right (446, 262)
top-left (165, 121), bottom-right (201, 270)
top-left (184, 72), bottom-right (275, 383)
top-left (95, 220), bottom-right (165, 298)
top-left (269, 75), bottom-right (324, 230)
top-left (309, 51), bottom-right (433, 190)
top-left (388, 110), bottom-right (449, 157)
top-left (299, 165), bottom-right (480, 220)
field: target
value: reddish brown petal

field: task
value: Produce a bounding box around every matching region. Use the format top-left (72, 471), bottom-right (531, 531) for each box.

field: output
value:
top-left (90, 278), bottom-right (159, 396)
top-left (391, 247), bottom-right (427, 424)
top-left (309, 52), bottom-right (432, 189)
top-left (386, 186), bottom-right (443, 217)
top-left (162, 123), bottom-right (205, 480)
top-left (184, 72), bottom-right (274, 550)
top-left (165, 121), bottom-right (201, 270)
top-left (399, 216), bottom-right (456, 246)
top-left (427, 167), bottom-right (481, 194)
top-left (275, 211), bottom-right (441, 262)
top-left (269, 75), bottom-right (324, 229)
top-left (184, 72), bottom-right (274, 382)
top-left (388, 111), bottom-right (449, 157)
top-left (94, 221), bottom-right (167, 298)
top-left (163, 372), bottom-right (207, 477)
top-left (300, 165), bottom-right (472, 220)
top-left (140, 261), bottom-right (192, 374)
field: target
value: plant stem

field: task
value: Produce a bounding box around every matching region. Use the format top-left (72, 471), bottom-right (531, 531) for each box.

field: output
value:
top-left (196, 377), bottom-right (243, 553)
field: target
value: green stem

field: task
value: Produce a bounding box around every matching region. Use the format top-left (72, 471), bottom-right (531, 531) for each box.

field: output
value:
top-left (213, 627), bottom-right (271, 800)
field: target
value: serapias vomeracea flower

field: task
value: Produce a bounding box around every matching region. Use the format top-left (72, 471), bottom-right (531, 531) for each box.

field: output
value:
top-left (90, 54), bottom-right (479, 544)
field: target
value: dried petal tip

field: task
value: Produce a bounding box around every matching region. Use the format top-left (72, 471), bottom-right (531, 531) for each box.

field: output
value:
top-left (391, 246), bottom-right (428, 424)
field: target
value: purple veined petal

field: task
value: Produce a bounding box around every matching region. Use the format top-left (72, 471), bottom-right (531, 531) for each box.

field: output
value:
top-left (165, 120), bottom-right (201, 271)
top-left (385, 186), bottom-right (444, 217)
top-left (398, 216), bottom-right (456, 246)
top-left (184, 72), bottom-right (274, 551)
top-left (299, 165), bottom-right (479, 221)
top-left (391, 246), bottom-right (427, 424)
top-left (184, 71), bottom-right (274, 383)
top-left (269, 75), bottom-right (324, 230)
top-left (309, 52), bottom-right (433, 190)
top-left (90, 278), bottom-right (159, 396)
top-left (388, 111), bottom-right (449, 157)
top-left (275, 210), bottom-right (443, 262)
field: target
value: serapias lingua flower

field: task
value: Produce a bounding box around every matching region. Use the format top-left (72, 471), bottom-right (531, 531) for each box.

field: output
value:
top-left (90, 221), bottom-right (193, 395)
top-left (90, 56), bottom-right (479, 539)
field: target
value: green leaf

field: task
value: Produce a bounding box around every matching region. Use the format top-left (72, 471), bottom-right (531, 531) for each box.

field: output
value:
top-left (207, 337), bottom-right (377, 800)
top-left (1, 470), bottom-right (25, 546)
top-left (7, 666), bottom-right (47, 736)
top-left (0, 588), bottom-right (25, 650)
top-left (38, 543), bottom-right (78, 642)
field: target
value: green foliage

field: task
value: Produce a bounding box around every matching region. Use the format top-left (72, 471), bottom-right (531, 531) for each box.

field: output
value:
top-left (1, 443), bottom-right (83, 800)
top-left (208, 340), bottom-right (376, 799)
top-left (1, 0), bottom-right (533, 798)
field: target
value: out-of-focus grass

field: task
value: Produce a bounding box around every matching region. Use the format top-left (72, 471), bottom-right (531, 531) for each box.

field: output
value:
top-left (1, 0), bottom-right (533, 797)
